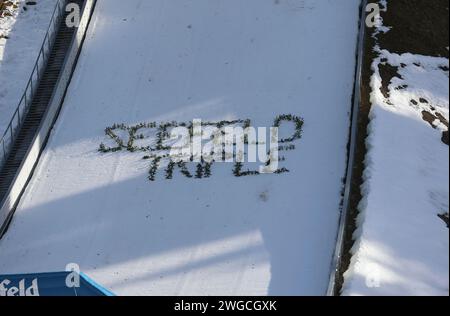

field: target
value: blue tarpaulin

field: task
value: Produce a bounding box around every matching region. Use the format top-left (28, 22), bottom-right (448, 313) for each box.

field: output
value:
top-left (0, 272), bottom-right (114, 296)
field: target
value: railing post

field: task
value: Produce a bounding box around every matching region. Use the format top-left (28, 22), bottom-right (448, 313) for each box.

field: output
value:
top-left (36, 53), bottom-right (41, 81)
top-left (17, 104), bottom-right (21, 124)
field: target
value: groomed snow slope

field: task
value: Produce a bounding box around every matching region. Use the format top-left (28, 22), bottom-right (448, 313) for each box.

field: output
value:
top-left (0, 0), bottom-right (360, 295)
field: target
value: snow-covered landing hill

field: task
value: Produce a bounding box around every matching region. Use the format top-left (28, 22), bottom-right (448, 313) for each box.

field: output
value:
top-left (0, 0), bottom-right (360, 295)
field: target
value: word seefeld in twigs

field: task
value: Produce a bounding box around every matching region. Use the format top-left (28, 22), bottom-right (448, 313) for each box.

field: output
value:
top-left (98, 114), bottom-right (304, 181)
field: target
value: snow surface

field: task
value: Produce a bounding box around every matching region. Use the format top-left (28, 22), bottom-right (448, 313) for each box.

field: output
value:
top-left (0, 0), bottom-right (361, 295)
top-left (342, 3), bottom-right (449, 296)
top-left (0, 0), bottom-right (57, 137)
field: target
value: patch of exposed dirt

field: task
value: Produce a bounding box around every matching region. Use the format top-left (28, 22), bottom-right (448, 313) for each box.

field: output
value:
top-left (378, 0), bottom-right (449, 58)
top-left (422, 110), bottom-right (449, 128)
top-left (421, 110), bottom-right (449, 145)
top-left (378, 63), bottom-right (401, 99)
top-left (442, 130), bottom-right (449, 145)
top-left (435, 113), bottom-right (449, 128)
top-left (422, 111), bottom-right (439, 128)
top-left (438, 213), bottom-right (449, 228)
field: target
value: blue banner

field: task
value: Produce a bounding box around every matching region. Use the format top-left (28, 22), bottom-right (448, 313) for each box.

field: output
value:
top-left (0, 272), bottom-right (114, 296)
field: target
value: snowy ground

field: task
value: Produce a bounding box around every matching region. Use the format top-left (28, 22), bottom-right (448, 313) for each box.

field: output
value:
top-left (0, 0), bottom-right (57, 136)
top-left (0, 0), bottom-right (361, 295)
top-left (342, 1), bottom-right (449, 296)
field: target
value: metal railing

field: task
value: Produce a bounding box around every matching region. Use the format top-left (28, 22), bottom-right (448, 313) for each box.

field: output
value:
top-left (0, 0), bottom-right (68, 169)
